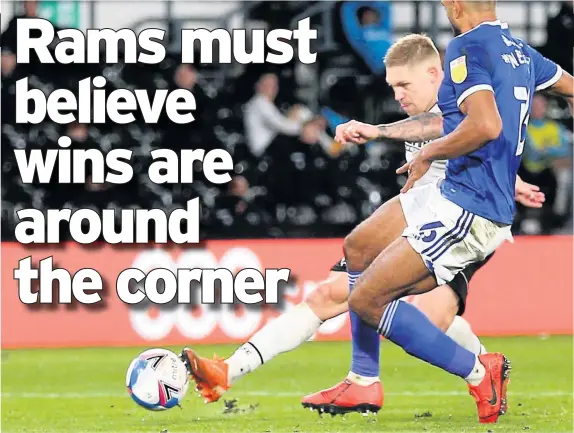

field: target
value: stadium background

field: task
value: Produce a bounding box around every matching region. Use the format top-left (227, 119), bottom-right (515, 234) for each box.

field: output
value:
top-left (1, 2), bottom-right (573, 433)
top-left (1, 1), bottom-right (572, 350)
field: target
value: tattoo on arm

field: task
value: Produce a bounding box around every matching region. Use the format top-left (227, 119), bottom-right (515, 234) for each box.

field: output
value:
top-left (377, 112), bottom-right (444, 142)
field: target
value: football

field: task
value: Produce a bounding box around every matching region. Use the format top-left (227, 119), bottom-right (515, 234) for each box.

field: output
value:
top-left (125, 348), bottom-right (190, 411)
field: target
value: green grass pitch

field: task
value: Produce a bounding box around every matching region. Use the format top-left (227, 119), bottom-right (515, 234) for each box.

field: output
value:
top-left (2, 336), bottom-right (572, 433)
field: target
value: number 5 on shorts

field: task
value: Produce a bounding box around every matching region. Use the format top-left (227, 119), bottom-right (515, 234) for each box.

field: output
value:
top-left (418, 221), bottom-right (446, 243)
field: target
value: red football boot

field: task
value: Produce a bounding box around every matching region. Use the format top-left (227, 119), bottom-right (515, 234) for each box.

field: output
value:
top-left (180, 347), bottom-right (230, 403)
top-left (301, 379), bottom-right (383, 416)
top-left (468, 353), bottom-right (512, 424)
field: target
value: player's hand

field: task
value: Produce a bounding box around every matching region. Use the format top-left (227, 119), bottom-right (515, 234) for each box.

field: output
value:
top-left (396, 152), bottom-right (432, 193)
top-left (334, 120), bottom-right (379, 145)
top-left (515, 177), bottom-right (545, 208)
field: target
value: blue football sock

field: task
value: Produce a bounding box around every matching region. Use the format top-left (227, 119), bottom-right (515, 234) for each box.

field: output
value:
top-left (348, 270), bottom-right (380, 377)
top-left (379, 300), bottom-right (476, 378)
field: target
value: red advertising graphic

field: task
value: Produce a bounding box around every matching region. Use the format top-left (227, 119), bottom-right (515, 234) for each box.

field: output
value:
top-left (2, 236), bottom-right (572, 349)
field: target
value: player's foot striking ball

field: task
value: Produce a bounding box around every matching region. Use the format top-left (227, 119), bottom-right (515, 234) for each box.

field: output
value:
top-left (180, 347), bottom-right (229, 403)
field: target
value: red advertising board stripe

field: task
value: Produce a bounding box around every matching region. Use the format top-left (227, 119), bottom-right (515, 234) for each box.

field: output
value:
top-left (1, 236), bottom-right (572, 349)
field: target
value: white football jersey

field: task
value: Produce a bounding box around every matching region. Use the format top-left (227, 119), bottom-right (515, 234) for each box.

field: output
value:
top-left (403, 104), bottom-right (446, 187)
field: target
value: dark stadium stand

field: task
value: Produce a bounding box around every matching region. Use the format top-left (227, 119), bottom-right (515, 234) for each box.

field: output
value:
top-left (1, 1), bottom-right (571, 241)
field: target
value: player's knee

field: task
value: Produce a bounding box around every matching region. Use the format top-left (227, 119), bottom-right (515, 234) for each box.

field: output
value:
top-left (305, 278), bottom-right (348, 321)
top-left (343, 230), bottom-right (368, 271)
top-left (347, 291), bottom-right (361, 314)
top-left (415, 302), bottom-right (451, 331)
top-left (306, 282), bottom-right (334, 310)
top-left (429, 308), bottom-right (455, 332)
top-left (415, 288), bottom-right (459, 332)
top-left (440, 288), bottom-right (461, 330)
top-left (347, 290), bottom-right (369, 319)
top-left (348, 292), bottom-right (386, 329)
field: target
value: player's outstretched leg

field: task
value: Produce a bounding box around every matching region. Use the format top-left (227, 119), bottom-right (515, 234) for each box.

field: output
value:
top-left (181, 271), bottom-right (350, 403)
top-left (347, 236), bottom-right (511, 424)
top-left (301, 280), bottom-right (487, 416)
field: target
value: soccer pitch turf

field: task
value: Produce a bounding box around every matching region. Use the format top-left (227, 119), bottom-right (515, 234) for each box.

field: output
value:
top-left (2, 336), bottom-right (572, 433)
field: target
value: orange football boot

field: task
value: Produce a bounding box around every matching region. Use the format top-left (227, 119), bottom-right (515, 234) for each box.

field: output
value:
top-left (180, 347), bottom-right (230, 403)
top-left (301, 379), bottom-right (383, 416)
top-left (467, 353), bottom-right (512, 424)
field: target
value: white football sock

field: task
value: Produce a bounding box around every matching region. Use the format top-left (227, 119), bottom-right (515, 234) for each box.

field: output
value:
top-left (465, 356), bottom-right (486, 386)
top-left (346, 371), bottom-right (380, 386)
top-left (446, 316), bottom-right (486, 355)
top-left (225, 302), bottom-right (323, 385)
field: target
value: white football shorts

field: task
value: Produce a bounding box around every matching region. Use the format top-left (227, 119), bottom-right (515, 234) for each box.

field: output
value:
top-left (399, 179), bottom-right (513, 285)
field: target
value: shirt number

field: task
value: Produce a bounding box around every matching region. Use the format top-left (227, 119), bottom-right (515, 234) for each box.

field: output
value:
top-left (514, 86), bottom-right (531, 156)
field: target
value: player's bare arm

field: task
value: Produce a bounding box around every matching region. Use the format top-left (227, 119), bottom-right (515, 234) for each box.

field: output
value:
top-left (334, 112), bottom-right (443, 145)
top-left (376, 112), bottom-right (444, 142)
top-left (397, 91), bottom-right (502, 192)
top-left (541, 69), bottom-right (574, 114)
top-left (420, 91), bottom-right (502, 160)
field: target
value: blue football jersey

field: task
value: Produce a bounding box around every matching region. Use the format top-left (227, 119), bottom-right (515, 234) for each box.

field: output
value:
top-left (438, 20), bottom-right (562, 225)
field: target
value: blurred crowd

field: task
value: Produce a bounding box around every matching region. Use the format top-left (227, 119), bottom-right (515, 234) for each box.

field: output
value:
top-left (1, 1), bottom-right (572, 241)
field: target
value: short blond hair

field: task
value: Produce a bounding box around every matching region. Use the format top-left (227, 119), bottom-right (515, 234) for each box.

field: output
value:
top-left (467, 0), bottom-right (497, 11)
top-left (384, 34), bottom-right (440, 68)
